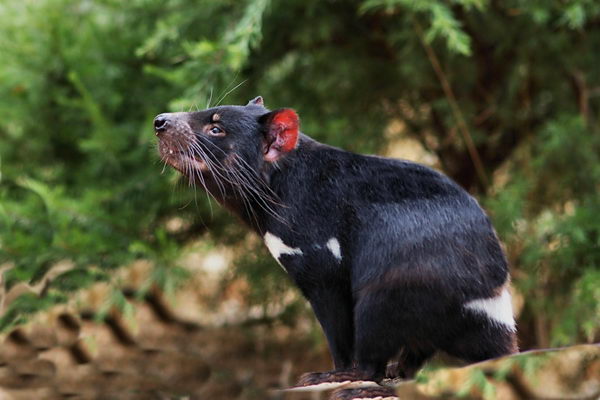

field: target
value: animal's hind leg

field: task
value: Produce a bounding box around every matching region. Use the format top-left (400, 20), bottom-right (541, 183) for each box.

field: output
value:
top-left (353, 289), bottom-right (424, 382)
top-left (317, 301), bottom-right (401, 400)
top-left (300, 287), bottom-right (406, 386)
top-left (353, 300), bottom-right (399, 381)
top-left (386, 346), bottom-right (435, 379)
top-left (353, 285), bottom-right (445, 382)
top-left (442, 314), bottom-right (518, 363)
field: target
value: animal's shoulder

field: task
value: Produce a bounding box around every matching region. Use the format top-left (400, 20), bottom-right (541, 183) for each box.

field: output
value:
top-left (291, 145), bottom-right (466, 203)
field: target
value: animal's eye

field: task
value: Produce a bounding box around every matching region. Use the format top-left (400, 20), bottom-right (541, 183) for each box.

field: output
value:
top-left (209, 126), bottom-right (223, 136)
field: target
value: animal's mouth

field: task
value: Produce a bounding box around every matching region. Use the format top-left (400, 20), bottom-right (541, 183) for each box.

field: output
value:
top-left (153, 114), bottom-right (203, 169)
top-left (165, 149), bottom-right (185, 156)
top-left (158, 141), bottom-right (208, 173)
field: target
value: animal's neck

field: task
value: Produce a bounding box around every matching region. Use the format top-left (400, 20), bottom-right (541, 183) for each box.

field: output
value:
top-left (202, 160), bottom-right (283, 233)
top-left (199, 134), bottom-right (317, 232)
top-left (224, 135), bottom-right (318, 232)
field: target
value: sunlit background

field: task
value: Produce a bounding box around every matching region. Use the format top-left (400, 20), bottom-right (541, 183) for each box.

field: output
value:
top-left (0, 0), bottom-right (598, 398)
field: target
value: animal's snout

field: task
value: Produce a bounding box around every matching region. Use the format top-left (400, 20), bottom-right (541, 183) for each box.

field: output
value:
top-left (154, 114), bottom-right (170, 135)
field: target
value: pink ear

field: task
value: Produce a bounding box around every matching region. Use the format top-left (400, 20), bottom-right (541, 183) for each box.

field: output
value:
top-left (264, 109), bottom-right (299, 162)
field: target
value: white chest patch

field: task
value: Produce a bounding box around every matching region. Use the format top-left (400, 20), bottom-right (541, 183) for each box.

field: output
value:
top-left (326, 237), bottom-right (342, 261)
top-left (263, 232), bottom-right (303, 270)
top-left (464, 288), bottom-right (516, 331)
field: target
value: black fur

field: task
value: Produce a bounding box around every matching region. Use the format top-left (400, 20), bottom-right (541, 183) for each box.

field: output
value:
top-left (154, 99), bottom-right (517, 382)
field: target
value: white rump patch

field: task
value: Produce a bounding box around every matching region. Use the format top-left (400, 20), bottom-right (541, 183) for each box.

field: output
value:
top-left (464, 288), bottom-right (516, 331)
top-left (264, 232), bottom-right (303, 270)
top-left (326, 237), bottom-right (342, 261)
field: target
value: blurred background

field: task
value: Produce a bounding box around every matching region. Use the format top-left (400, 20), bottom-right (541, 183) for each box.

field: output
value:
top-left (0, 0), bottom-right (598, 398)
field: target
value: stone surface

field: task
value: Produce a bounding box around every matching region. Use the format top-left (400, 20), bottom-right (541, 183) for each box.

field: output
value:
top-left (0, 262), bottom-right (597, 399)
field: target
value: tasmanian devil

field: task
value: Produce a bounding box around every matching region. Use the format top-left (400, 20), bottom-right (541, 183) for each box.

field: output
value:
top-left (153, 96), bottom-right (517, 388)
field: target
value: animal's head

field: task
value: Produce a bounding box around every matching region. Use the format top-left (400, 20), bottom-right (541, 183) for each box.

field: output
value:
top-left (153, 96), bottom-right (300, 182)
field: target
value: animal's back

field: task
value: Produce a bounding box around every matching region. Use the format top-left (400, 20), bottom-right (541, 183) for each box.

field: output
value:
top-left (272, 140), bottom-right (508, 299)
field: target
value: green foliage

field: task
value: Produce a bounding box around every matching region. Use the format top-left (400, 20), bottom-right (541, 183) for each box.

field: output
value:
top-left (361, 0), bottom-right (476, 55)
top-left (0, 0), bottom-right (598, 349)
top-left (0, 0), bottom-right (218, 328)
top-left (487, 114), bottom-right (600, 345)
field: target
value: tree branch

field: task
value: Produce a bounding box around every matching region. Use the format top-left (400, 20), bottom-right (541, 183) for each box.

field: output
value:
top-left (413, 20), bottom-right (489, 189)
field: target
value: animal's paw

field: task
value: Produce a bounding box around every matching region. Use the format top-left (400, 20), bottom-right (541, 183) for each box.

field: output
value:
top-left (330, 386), bottom-right (398, 400)
top-left (297, 369), bottom-right (373, 387)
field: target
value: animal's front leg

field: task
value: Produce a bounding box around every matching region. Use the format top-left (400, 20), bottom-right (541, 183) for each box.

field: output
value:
top-left (297, 284), bottom-right (355, 387)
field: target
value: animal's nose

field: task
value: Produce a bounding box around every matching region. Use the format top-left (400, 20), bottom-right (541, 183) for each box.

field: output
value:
top-left (153, 114), bottom-right (169, 135)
